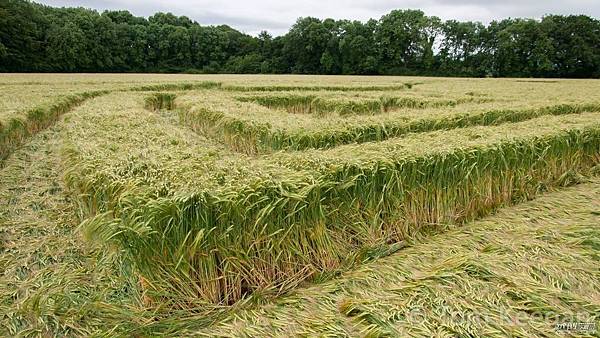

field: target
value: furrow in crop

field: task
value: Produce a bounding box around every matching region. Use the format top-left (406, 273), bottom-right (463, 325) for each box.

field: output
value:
top-left (0, 90), bottom-right (110, 162)
top-left (129, 81), bottom-right (221, 92)
top-left (178, 99), bottom-right (600, 154)
top-left (145, 93), bottom-right (177, 111)
top-left (237, 94), bottom-right (491, 116)
top-left (222, 82), bottom-right (419, 92)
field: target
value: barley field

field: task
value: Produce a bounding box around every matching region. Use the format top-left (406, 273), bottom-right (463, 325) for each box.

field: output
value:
top-left (0, 74), bottom-right (599, 336)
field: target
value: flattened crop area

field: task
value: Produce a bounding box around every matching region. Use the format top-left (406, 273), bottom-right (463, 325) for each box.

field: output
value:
top-left (1, 75), bottom-right (599, 336)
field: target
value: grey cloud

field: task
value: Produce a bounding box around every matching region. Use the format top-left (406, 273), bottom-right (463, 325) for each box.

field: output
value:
top-left (188, 11), bottom-right (290, 31)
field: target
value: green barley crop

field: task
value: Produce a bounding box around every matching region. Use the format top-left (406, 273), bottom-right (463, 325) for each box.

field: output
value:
top-left (1, 74), bottom-right (600, 336)
top-left (145, 93), bottom-right (177, 111)
top-left (178, 92), bottom-right (600, 154)
top-left (238, 94), bottom-right (491, 117)
top-left (222, 83), bottom-right (418, 92)
top-left (61, 91), bottom-right (600, 305)
top-left (187, 177), bottom-right (600, 336)
top-left (0, 90), bottom-right (110, 161)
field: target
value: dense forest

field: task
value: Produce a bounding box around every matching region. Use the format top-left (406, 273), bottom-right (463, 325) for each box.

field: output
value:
top-left (1, 0), bottom-right (599, 77)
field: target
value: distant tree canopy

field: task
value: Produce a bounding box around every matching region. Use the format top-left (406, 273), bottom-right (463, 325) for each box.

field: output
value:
top-left (1, 0), bottom-right (599, 77)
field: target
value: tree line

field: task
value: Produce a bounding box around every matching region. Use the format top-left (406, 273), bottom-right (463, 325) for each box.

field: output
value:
top-left (1, 0), bottom-right (599, 77)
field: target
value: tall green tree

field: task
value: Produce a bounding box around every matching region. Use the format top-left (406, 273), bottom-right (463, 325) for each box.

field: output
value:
top-left (0, 0), bottom-right (598, 77)
top-left (46, 21), bottom-right (88, 71)
top-left (437, 20), bottom-right (487, 76)
top-left (541, 15), bottom-right (600, 78)
top-left (0, 0), bottom-right (48, 71)
top-left (283, 17), bottom-right (332, 73)
top-left (376, 10), bottom-right (440, 74)
top-left (337, 20), bottom-right (378, 74)
top-left (492, 19), bottom-right (553, 77)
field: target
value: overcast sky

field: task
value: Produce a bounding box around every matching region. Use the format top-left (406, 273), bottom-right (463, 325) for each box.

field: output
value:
top-left (36, 0), bottom-right (600, 36)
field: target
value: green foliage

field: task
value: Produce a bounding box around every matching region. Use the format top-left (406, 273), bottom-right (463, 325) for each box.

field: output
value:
top-left (225, 53), bottom-right (264, 74)
top-left (376, 10), bottom-right (440, 74)
top-left (0, 41), bottom-right (7, 59)
top-left (1, 1), bottom-right (599, 77)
